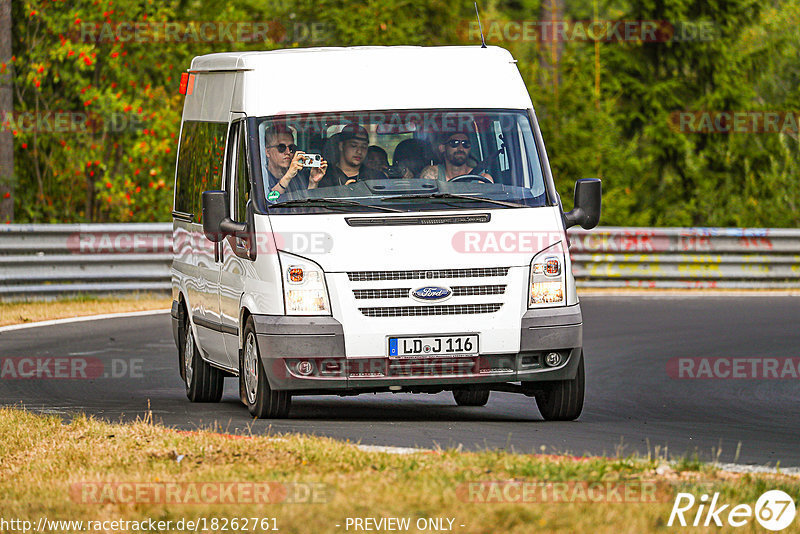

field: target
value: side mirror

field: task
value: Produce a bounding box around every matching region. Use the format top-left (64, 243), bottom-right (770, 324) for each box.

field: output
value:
top-left (202, 190), bottom-right (247, 242)
top-left (563, 178), bottom-right (601, 230)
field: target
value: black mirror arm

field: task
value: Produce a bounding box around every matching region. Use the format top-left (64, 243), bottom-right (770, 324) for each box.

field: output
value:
top-left (219, 218), bottom-right (248, 237)
top-left (563, 207), bottom-right (585, 229)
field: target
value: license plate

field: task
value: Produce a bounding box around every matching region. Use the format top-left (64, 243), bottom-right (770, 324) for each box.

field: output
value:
top-left (388, 335), bottom-right (479, 358)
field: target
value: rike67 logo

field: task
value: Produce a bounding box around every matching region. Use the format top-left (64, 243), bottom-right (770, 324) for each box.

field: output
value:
top-left (668, 490), bottom-right (796, 531)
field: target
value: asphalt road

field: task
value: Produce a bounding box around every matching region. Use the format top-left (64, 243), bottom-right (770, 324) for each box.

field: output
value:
top-left (1, 296), bottom-right (798, 466)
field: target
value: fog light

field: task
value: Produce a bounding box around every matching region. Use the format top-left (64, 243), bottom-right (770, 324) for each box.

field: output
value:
top-left (296, 360), bottom-right (314, 376)
top-left (545, 352), bottom-right (563, 367)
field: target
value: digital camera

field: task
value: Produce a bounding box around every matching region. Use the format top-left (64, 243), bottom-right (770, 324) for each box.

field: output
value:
top-left (299, 153), bottom-right (323, 168)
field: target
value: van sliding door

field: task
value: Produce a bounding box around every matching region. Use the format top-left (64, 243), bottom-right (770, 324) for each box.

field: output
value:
top-left (219, 115), bottom-right (250, 369)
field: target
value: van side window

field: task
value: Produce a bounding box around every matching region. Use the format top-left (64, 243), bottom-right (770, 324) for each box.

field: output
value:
top-left (174, 120), bottom-right (227, 220)
top-left (174, 124), bottom-right (196, 215)
top-left (233, 122), bottom-right (250, 223)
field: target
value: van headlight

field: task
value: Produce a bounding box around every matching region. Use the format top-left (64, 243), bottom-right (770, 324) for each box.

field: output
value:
top-left (529, 242), bottom-right (566, 308)
top-left (279, 251), bottom-right (331, 315)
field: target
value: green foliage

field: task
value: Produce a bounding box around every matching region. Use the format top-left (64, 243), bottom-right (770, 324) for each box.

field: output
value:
top-left (6, 0), bottom-right (800, 226)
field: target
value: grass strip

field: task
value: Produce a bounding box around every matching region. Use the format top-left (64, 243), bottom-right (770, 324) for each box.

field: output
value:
top-left (0, 407), bottom-right (798, 533)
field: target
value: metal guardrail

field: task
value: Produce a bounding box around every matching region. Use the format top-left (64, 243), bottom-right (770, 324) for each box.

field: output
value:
top-left (1, 224), bottom-right (799, 299)
top-left (569, 227), bottom-right (800, 288)
top-left (0, 224), bottom-right (173, 298)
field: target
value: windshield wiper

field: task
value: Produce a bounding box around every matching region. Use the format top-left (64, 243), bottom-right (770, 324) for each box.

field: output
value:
top-left (380, 193), bottom-right (525, 208)
top-left (269, 198), bottom-right (403, 213)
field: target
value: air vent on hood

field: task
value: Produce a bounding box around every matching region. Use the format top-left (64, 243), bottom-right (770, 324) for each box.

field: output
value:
top-left (345, 214), bottom-right (491, 227)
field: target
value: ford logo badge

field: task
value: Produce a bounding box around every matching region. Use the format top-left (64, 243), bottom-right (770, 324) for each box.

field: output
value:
top-left (411, 286), bottom-right (452, 302)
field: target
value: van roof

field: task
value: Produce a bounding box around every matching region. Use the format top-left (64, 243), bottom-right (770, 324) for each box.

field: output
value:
top-left (189, 45), bottom-right (516, 72)
top-left (183, 46), bottom-right (534, 118)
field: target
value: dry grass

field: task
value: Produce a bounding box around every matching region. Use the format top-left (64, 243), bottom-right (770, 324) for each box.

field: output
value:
top-left (0, 294), bottom-right (171, 327)
top-left (0, 407), bottom-right (797, 533)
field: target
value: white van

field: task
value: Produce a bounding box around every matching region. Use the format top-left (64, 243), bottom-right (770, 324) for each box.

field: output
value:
top-left (170, 46), bottom-right (600, 420)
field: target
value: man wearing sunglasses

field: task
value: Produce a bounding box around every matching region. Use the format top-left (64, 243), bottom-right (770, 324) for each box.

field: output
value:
top-left (420, 131), bottom-right (494, 182)
top-left (264, 125), bottom-right (328, 194)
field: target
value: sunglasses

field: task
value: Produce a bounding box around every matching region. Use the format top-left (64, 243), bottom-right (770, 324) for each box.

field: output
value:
top-left (447, 139), bottom-right (471, 149)
top-left (267, 143), bottom-right (297, 153)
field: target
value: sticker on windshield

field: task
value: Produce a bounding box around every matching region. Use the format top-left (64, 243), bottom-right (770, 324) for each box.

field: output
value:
top-left (267, 190), bottom-right (280, 202)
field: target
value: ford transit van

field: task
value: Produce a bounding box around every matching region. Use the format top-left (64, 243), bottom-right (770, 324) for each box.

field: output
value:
top-left (170, 46), bottom-right (601, 420)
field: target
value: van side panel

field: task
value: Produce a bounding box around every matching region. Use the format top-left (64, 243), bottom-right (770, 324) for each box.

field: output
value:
top-left (200, 73), bottom-right (236, 121)
top-left (240, 214), bottom-right (286, 317)
top-left (173, 72), bottom-right (237, 368)
top-left (231, 72), bottom-right (245, 113)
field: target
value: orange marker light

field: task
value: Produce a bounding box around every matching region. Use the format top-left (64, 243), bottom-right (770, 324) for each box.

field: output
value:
top-left (545, 257), bottom-right (561, 276)
top-left (288, 267), bottom-right (304, 283)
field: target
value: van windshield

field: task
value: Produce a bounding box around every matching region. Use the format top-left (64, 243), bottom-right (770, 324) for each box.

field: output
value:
top-left (254, 109), bottom-right (549, 213)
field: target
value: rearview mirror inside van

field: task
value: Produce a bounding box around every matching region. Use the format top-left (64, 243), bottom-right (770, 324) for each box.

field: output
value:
top-left (202, 190), bottom-right (246, 242)
top-left (563, 178), bottom-right (601, 230)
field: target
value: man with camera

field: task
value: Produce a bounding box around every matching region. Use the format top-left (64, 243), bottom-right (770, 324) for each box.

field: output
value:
top-left (264, 125), bottom-right (328, 194)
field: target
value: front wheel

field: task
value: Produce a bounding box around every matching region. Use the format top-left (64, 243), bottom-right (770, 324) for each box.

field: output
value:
top-left (534, 351), bottom-right (585, 421)
top-left (240, 318), bottom-right (291, 419)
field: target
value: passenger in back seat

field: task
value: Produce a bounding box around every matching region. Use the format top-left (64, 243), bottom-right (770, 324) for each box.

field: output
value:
top-left (392, 139), bottom-right (433, 179)
top-left (365, 146), bottom-right (390, 175)
top-left (318, 124), bottom-right (386, 187)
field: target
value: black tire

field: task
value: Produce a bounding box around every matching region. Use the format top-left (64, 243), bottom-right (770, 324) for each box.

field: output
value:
top-left (240, 318), bottom-right (291, 419)
top-left (535, 351), bottom-right (585, 421)
top-left (183, 319), bottom-right (224, 402)
top-left (452, 387), bottom-right (490, 407)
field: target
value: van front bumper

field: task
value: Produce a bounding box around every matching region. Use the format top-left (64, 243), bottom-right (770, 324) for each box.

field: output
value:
top-left (253, 305), bottom-right (583, 391)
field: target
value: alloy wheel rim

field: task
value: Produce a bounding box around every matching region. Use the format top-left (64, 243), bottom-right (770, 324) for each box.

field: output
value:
top-left (184, 328), bottom-right (194, 386)
top-left (244, 333), bottom-right (258, 405)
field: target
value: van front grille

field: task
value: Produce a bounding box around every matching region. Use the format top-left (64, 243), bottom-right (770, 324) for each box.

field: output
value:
top-left (452, 285), bottom-right (506, 296)
top-left (347, 267), bottom-right (509, 282)
top-left (352, 285), bottom-right (506, 300)
top-left (353, 288), bottom-right (411, 300)
top-left (359, 303), bottom-right (503, 317)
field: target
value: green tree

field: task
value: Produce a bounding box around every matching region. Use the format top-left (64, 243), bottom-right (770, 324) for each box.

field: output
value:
top-left (6, 0), bottom-right (800, 227)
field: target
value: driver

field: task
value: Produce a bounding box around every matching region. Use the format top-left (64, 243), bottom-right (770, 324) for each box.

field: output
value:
top-left (420, 131), bottom-right (494, 182)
